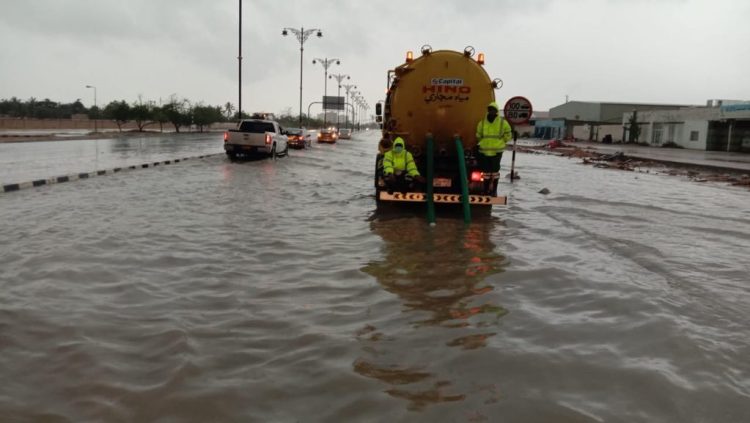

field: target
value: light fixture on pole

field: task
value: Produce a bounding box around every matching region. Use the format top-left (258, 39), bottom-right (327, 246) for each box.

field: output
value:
top-left (342, 83), bottom-right (356, 130)
top-left (85, 85), bottom-right (97, 133)
top-left (282, 26), bottom-right (323, 127)
top-left (312, 57), bottom-right (340, 127)
top-left (329, 73), bottom-right (349, 130)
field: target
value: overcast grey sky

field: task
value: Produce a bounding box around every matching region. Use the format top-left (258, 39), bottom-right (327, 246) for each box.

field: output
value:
top-left (1, 0), bottom-right (748, 116)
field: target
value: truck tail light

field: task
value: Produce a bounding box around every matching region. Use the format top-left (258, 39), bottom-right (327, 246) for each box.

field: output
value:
top-left (223, 132), bottom-right (228, 142)
top-left (471, 171), bottom-right (483, 182)
top-left (265, 134), bottom-right (272, 145)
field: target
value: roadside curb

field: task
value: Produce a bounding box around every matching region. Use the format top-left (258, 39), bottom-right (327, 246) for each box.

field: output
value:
top-left (2, 153), bottom-right (224, 195)
top-left (612, 154), bottom-right (750, 173)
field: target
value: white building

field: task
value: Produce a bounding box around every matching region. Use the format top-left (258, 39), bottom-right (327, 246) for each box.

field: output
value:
top-left (623, 101), bottom-right (750, 152)
top-left (550, 101), bottom-right (692, 142)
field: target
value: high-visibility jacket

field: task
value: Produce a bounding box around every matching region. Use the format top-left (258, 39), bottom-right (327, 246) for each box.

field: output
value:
top-left (383, 138), bottom-right (420, 177)
top-left (476, 116), bottom-right (512, 157)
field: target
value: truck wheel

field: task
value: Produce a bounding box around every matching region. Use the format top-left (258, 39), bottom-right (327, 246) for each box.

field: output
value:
top-left (226, 151), bottom-right (237, 160)
top-left (271, 144), bottom-right (277, 160)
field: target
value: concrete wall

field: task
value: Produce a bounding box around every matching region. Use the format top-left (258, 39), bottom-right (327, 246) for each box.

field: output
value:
top-left (622, 108), bottom-right (718, 149)
top-left (573, 124), bottom-right (623, 141)
top-left (683, 120), bottom-right (708, 150)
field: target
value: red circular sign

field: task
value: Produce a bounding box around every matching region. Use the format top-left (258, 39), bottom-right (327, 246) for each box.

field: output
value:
top-left (503, 96), bottom-right (533, 125)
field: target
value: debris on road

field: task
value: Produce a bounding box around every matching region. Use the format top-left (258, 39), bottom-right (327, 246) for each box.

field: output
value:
top-left (514, 143), bottom-right (750, 190)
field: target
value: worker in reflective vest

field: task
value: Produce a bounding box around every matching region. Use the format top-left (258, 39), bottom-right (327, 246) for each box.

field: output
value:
top-left (476, 101), bottom-right (512, 195)
top-left (383, 137), bottom-right (424, 193)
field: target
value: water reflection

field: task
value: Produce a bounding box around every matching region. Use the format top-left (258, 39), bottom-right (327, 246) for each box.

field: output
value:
top-left (356, 217), bottom-right (509, 410)
top-left (362, 217), bottom-right (508, 327)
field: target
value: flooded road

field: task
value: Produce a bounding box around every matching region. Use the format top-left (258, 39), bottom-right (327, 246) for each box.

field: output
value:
top-left (0, 133), bottom-right (221, 184)
top-left (1, 131), bottom-right (749, 422)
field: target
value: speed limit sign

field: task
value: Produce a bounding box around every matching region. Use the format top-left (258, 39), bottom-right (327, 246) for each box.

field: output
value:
top-left (503, 96), bottom-right (533, 125)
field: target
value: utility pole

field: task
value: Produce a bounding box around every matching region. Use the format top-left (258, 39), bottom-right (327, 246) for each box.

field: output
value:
top-left (282, 27), bottom-right (323, 127)
top-left (85, 85), bottom-right (97, 133)
top-left (313, 58), bottom-right (340, 127)
top-left (238, 0), bottom-right (242, 119)
top-left (329, 73), bottom-right (350, 129)
top-left (342, 84), bottom-right (357, 130)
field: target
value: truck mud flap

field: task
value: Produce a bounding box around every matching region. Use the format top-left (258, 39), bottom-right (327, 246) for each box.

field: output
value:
top-left (379, 192), bottom-right (507, 205)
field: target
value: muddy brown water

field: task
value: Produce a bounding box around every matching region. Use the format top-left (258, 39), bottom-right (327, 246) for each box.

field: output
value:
top-left (1, 132), bottom-right (749, 422)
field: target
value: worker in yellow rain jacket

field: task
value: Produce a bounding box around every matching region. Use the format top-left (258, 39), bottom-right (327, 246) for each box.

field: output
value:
top-left (476, 101), bottom-right (512, 195)
top-left (383, 137), bottom-right (424, 193)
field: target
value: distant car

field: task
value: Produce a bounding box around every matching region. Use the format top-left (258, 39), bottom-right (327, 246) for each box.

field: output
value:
top-left (317, 128), bottom-right (338, 143)
top-left (286, 127), bottom-right (307, 149)
top-left (338, 128), bottom-right (352, 139)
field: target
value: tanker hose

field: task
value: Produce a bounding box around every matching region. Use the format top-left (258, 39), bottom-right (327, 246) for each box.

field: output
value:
top-left (454, 136), bottom-right (471, 224)
top-left (426, 134), bottom-right (436, 225)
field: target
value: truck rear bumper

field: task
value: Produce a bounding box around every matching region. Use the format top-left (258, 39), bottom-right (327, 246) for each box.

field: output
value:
top-left (225, 144), bottom-right (270, 155)
top-left (379, 191), bottom-right (507, 205)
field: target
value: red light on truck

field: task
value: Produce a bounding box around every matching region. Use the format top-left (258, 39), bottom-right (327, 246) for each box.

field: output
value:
top-left (265, 134), bottom-right (272, 145)
top-left (470, 171), bottom-right (483, 182)
top-left (223, 132), bottom-right (228, 142)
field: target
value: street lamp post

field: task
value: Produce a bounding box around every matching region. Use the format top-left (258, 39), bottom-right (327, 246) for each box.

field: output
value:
top-left (238, 0), bottom-right (243, 119)
top-left (350, 91), bottom-right (360, 131)
top-left (282, 27), bottom-right (322, 128)
top-left (352, 92), bottom-right (363, 131)
top-left (356, 99), bottom-right (363, 131)
top-left (85, 85), bottom-right (97, 133)
top-left (354, 98), bottom-right (368, 131)
top-left (342, 84), bottom-right (356, 130)
top-left (329, 73), bottom-right (349, 129)
top-left (312, 57), bottom-right (340, 127)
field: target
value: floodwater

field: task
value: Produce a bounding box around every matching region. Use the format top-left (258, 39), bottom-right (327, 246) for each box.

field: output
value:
top-left (0, 133), bottom-right (220, 184)
top-left (1, 132), bottom-right (749, 422)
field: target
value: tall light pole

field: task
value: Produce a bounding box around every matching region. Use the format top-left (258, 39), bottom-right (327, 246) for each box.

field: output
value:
top-left (282, 27), bottom-right (322, 127)
top-left (354, 95), bottom-right (365, 131)
top-left (350, 91), bottom-right (360, 131)
top-left (85, 85), bottom-right (97, 133)
top-left (238, 0), bottom-right (242, 119)
top-left (329, 73), bottom-right (349, 129)
top-left (342, 83), bottom-right (356, 130)
top-left (356, 99), bottom-right (364, 131)
top-left (312, 57), bottom-right (339, 127)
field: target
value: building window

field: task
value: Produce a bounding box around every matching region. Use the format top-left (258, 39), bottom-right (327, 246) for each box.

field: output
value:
top-left (690, 131), bottom-right (699, 141)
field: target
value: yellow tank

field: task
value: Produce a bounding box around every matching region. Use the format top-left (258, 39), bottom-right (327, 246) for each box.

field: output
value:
top-left (382, 48), bottom-right (498, 156)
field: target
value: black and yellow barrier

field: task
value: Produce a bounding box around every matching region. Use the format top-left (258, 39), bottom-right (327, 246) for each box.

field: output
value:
top-left (379, 191), bottom-right (507, 205)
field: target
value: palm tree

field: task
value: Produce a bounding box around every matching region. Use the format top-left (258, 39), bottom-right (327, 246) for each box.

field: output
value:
top-left (223, 102), bottom-right (235, 120)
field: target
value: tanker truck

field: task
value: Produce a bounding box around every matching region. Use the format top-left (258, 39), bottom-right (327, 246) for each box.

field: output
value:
top-left (374, 46), bottom-right (508, 210)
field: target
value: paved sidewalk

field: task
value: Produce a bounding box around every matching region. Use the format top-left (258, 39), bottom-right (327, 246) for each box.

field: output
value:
top-left (521, 140), bottom-right (750, 173)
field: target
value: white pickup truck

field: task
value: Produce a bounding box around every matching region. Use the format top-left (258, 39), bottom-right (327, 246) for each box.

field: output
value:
top-left (224, 118), bottom-right (288, 159)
